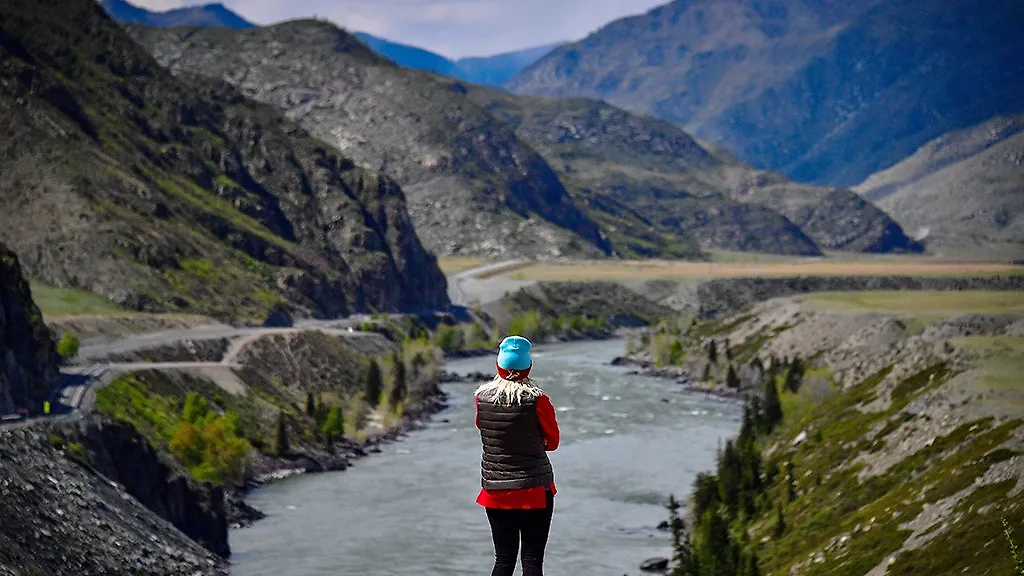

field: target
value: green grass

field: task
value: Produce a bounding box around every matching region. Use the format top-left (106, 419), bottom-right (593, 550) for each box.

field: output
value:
top-left (799, 290), bottom-right (1024, 316)
top-left (953, 336), bottom-right (1024, 394)
top-left (29, 281), bottom-right (125, 316)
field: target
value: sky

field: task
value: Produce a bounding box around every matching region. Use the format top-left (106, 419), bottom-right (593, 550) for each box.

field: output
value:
top-left (128, 0), bottom-right (670, 59)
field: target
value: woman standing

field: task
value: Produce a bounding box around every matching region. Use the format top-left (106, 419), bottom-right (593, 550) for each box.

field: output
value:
top-left (475, 335), bottom-right (560, 576)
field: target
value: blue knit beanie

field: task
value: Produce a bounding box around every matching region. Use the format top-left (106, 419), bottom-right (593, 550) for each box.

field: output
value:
top-left (497, 335), bottom-right (532, 371)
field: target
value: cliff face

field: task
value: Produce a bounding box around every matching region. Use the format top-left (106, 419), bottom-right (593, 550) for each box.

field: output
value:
top-left (0, 245), bottom-right (60, 415)
top-left (0, 0), bottom-right (449, 320)
top-left (71, 417), bottom-right (230, 558)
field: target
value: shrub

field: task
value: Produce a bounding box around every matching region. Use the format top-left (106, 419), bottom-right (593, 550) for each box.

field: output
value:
top-left (56, 330), bottom-right (80, 362)
top-left (365, 360), bottom-right (383, 407)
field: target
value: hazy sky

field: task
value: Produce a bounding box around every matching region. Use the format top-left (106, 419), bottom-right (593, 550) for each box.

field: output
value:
top-left (129, 0), bottom-right (669, 58)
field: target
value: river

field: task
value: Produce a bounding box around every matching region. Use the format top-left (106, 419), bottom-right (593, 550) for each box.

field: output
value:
top-left (229, 339), bottom-right (740, 575)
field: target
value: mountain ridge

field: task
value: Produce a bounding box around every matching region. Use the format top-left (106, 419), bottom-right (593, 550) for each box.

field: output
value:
top-left (0, 0), bottom-right (449, 320)
top-left (99, 0), bottom-right (255, 28)
top-left (507, 0), bottom-right (1024, 187)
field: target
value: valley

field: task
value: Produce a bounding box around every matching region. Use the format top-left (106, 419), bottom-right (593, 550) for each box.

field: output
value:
top-left (0, 0), bottom-right (1021, 575)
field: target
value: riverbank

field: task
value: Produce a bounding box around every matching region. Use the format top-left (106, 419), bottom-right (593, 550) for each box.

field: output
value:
top-left (226, 386), bottom-right (450, 529)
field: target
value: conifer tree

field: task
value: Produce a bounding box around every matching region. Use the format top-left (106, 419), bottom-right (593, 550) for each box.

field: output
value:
top-left (702, 362), bottom-right (713, 383)
top-left (391, 353), bottom-right (407, 407)
top-left (708, 340), bottom-right (718, 364)
top-left (274, 411), bottom-right (289, 456)
top-left (305, 392), bottom-right (316, 417)
top-left (724, 338), bottom-right (733, 361)
top-left (667, 495), bottom-right (698, 576)
top-left (774, 502), bottom-right (786, 537)
top-left (785, 356), bottom-right (804, 393)
top-left (365, 359), bottom-right (383, 407)
top-left (785, 461), bottom-right (797, 503)
top-left (726, 364), bottom-right (740, 389)
top-left (761, 376), bottom-right (783, 432)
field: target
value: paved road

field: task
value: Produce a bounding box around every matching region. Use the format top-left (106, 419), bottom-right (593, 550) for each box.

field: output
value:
top-left (3, 264), bottom-right (517, 429)
top-left (447, 260), bottom-right (526, 306)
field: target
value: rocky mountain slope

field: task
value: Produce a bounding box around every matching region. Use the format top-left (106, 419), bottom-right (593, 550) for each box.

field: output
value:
top-left (0, 245), bottom-right (61, 415)
top-left (0, 425), bottom-right (227, 576)
top-left (625, 291), bottom-right (1024, 575)
top-left (99, 0), bottom-right (255, 29)
top-left (0, 0), bottom-right (449, 320)
top-left (507, 0), bottom-right (1024, 187)
top-left (468, 88), bottom-right (920, 254)
top-left (355, 33), bottom-right (561, 87)
top-left (855, 114), bottom-right (1024, 256)
top-left (129, 22), bottom-right (618, 259)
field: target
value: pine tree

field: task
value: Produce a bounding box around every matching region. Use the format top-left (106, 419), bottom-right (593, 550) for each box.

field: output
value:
top-left (726, 364), bottom-right (740, 389)
top-left (785, 356), bottom-right (804, 393)
top-left (667, 495), bottom-right (697, 576)
top-left (695, 510), bottom-right (736, 576)
top-left (390, 353), bottom-right (407, 408)
top-left (305, 392), bottom-right (316, 417)
top-left (774, 502), bottom-right (786, 537)
top-left (785, 461), bottom-right (797, 503)
top-left (708, 340), bottom-right (718, 364)
top-left (717, 440), bottom-right (743, 518)
top-left (274, 411), bottom-right (289, 456)
top-left (365, 360), bottom-right (383, 407)
top-left (702, 362), bottom-right (712, 383)
top-left (724, 338), bottom-right (733, 361)
top-left (692, 472), bottom-right (720, 521)
top-left (761, 376), bottom-right (783, 433)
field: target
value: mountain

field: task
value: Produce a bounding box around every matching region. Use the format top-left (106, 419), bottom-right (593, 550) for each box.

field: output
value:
top-left (454, 43), bottom-right (563, 86)
top-left (353, 33), bottom-right (562, 87)
top-left (0, 245), bottom-right (61, 415)
top-left (506, 0), bottom-right (1024, 187)
top-left (0, 0), bottom-right (449, 320)
top-left (353, 32), bottom-right (459, 77)
top-left (128, 22), bottom-right (667, 259)
top-left (99, 0), bottom-right (255, 28)
top-left (855, 114), bottom-right (1024, 256)
top-left (467, 88), bottom-right (919, 255)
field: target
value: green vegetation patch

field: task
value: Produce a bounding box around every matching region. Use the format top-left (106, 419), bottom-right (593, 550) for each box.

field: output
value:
top-left (800, 290), bottom-right (1024, 316)
top-left (29, 281), bottom-right (125, 316)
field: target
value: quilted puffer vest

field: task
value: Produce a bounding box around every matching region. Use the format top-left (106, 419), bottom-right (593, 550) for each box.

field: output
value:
top-left (476, 391), bottom-right (554, 491)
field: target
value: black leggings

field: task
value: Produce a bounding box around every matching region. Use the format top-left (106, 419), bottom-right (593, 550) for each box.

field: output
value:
top-left (485, 491), bottom-right (554, 576)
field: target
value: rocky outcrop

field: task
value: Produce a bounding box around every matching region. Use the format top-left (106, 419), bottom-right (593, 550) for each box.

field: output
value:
top-left (0, 425), bottom-right (226, 575)
top-left (0, 245), bottom-right (60, 415)
top-left (0, 0), bottom-right (449, 320)
top-left (68, 417), bottom-right (230, 558)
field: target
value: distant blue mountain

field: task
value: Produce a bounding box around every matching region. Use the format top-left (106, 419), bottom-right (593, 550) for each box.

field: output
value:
top-left (354, 32), bottom-right (563, 87)
top-left (353, 32), bottom-right (459, 77)
top-left (100, 0), bottom-right (255, 28)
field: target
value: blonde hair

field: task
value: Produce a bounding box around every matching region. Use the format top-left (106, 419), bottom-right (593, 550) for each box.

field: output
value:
top-left (475, 376), bottom-right (542, 406)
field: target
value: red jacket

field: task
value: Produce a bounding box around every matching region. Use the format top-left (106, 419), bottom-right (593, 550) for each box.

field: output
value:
top-left (475, 393), bottom-right (560, 509)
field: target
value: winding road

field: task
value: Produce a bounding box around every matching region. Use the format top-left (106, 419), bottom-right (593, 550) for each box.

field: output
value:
top-left (2, 261), bottom-right (525, 428)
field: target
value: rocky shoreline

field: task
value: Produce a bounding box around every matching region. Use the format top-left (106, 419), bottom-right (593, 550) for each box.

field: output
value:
top-left (226, 389), bottom-right (451, 529)
top-left (611, 356), bottom-right (747, 402)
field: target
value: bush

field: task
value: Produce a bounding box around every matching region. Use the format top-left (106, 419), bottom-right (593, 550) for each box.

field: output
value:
top-left (48, 434), bottom-right (64, 449)
top-left (65, 442), bottom-right (89, 466)
top-left (434, 324), bottom-right (465, 353)
top-left (56, 330), bottom-right (80, 362)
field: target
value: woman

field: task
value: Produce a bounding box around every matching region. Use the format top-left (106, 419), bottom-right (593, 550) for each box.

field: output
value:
top-left (475, 335), bottom-right (560, 576)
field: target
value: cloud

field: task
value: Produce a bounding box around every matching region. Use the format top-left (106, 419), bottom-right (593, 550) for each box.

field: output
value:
top-left (128, 0), bottom-right (670, 58)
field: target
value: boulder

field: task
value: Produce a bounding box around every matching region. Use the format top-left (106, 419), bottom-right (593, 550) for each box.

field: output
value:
top-left (640, 557), bottom-right (669, 572)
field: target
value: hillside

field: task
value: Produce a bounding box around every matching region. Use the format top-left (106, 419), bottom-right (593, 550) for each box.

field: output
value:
top-left (507, 0), bottom-right (1024, 187)
top-left (353, 32), bottom-right (460, 77)
top-left (99, 0), bottom-right (255, 28)
top-left (0, 245), bottom-right (61, 415)
top-left (468, 88), bottom-right (920, 254)
top-left (127, 21), bottom-right (695, 259)
top-left (0, 0), bottom-right (449, 321)
top-left (626, 290), bottom-right (1024, 575)
top-left (855, 115), bottom-right (1024, 256)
